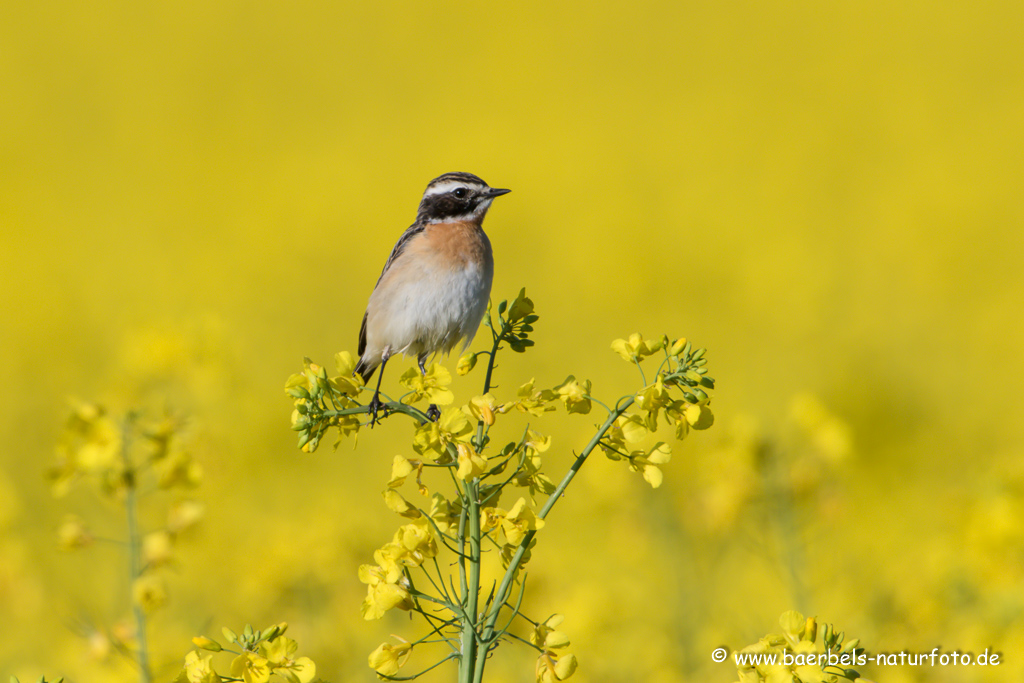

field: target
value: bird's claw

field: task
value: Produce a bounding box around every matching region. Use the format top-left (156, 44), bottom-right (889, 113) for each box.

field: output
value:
top-left (368, 392), bottom-right (389, 428)
top-left (426, 404), bottom-right (441, 422)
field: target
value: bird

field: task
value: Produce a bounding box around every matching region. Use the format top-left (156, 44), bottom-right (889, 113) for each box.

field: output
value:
top-left (354, 172), bottom-right (510, 425)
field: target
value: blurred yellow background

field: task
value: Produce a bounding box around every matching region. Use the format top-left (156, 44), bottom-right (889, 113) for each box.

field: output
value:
top-left (2, 1), bottom-right (1023, 681)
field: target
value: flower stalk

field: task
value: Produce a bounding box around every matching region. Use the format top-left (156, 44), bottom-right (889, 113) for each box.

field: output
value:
top-left (285, 289), bottom-right (717, 682)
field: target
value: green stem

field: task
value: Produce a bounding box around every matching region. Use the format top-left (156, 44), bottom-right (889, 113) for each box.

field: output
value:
top-left (121, 419), bottom-right (151, 683)
top-left (457, 487), bottom-right (472, 683)
top-left (460, 314), bottom-right (509, 682)
top-left (472, 396), bottom-right (636, 682)
top-left (459, 479), bottom-right (482, 683)
top-left (319, 401), bottom-right (430, 425)
top-left (481, 315), bottom-right (508, 398)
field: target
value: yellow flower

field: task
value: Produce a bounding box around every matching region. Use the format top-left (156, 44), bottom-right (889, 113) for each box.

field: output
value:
top-left (481, 506), bottom-right (505, 532)
top-left (611, 333), bottom-right (663, 363)
top-left (400, 363), bottom-right (454, 405)
top-left (500, 538), bottom-right (534, 569)
top-left (395, 519), bottom-right (437, 564)
top-left (284, 372), bottom-right (312, 399)
top-left (358, 564), bottom-right (413, 620)
top-left (329, 413), bottom-right (362, 449)
top-left (456, 443), bottom-right (488, 480)
top-left (513, 378), bottom-right (557, 416)
top-left (368, 640), bottom-right (412, 677)
top-left (285, 357), bottom-right (329, 404)
top-left (142, 530), bottom-right (174, 567)
top-left (132, 574), bottom-right (167, 613)
top-left (636, 374), bottom-right (671, 430)
top-left (501, 498), bottom-right (545, 546)
top-left (552, 376), bottom-right (592, 414)
top-left (50, 401), bottom-right (125, 497)
top-left (259, 636), bottom-right (316, 683)
top-left (412, 407), bottom-right (473, 461)
top-left (230, 652), bottom-right (271, 683)
top-left (428, 493), bottom-right (459, 533)
top-left (456, 352), bottom-right (478, 376)
top-left (685, 403), bottom-right (714, 430)
top-left (663, 400), bottom-right (691, 440)
top-left (388, 455), bottom-right (414, 487)
top-left (156, 451), bottom-right (203, 489)
top-left (183, 650), bottom-right (220, 683)
top-left (779, 610), bottom-right (807, 640)
top-left (64, 402), bottom-right (123, 473)
top-left (513, 453), bottom-right (556, 500)
top-left (383, 490), bottom-right (422, 519)
top-left (531, 614), bottom-right (571, 650)
top-left (507, 288), bottom-right (535, 321)
top-left (57, 515), bottom-right (93, 550)
top-left (75, 425), bottom-right (122, 472)
top-left (372, 543), bottom-right (406, 582)
top-left (330, 351), bottom-right (363, 396)
top-left (525, 429), bottom-right (552, 454)
top-left (536, 651), bottom-right (577, 683)
top-left (601, 413), bottom-right (649, 458)
top-left (511, 431), bottom-right (556, 500)
top-left (463, 394), bottom-right (498, 426)
top-left (167, 499), bottom-right (205, 534)
top-left (626, 442), bottom-right (672, 488)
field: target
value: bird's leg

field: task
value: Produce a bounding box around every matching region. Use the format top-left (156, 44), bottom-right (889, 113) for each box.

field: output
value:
top-left (368, 353), bottom-right (391, 428)
top-left (419, 354), bottom-right (441, 422)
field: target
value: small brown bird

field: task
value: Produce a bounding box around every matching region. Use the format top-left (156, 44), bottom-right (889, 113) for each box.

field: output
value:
top-left (355, 172), bottom-right (510, 423)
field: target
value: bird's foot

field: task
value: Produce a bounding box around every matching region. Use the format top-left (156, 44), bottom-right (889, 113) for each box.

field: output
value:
top-left (426, 404), bottom-right (441, 422)
top-left (368, 392), bottom-right (389, 428)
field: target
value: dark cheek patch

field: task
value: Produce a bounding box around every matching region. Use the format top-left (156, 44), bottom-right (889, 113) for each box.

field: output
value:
top-left (418, 190), bottom-right (479, 221)
top-left (432, 196), bottom-right (471, 219)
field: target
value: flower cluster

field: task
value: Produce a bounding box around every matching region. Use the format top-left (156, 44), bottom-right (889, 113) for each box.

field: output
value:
top-left (599, 334), bottom-right (715, 487)
top-left (285, 290), bottom-right (717, 683)
top-left (732, 611), bottom-right (863, 683)
top-left (176, 623), bottom-right (318, 683)
top-left (50, 402), bottom-right (203, 499)
top-left (532, 615), bottom-right (577, 683)
top-left (481, 497), bottom-right (546, 566)
top-left (286, 354), bottom-right (364, 452)
top-left (50, 401), bottom-right (204, 645)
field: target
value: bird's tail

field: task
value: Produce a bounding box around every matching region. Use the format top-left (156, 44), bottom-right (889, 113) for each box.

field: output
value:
top-left (355, 357), bottom-right (376, 383)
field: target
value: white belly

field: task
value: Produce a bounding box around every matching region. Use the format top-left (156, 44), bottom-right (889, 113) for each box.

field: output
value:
top-left (367, 254), bottom-right (493, 361)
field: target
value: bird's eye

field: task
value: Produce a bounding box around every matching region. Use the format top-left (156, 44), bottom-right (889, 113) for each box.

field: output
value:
top-left (453, 187), bottom-right (468, 199)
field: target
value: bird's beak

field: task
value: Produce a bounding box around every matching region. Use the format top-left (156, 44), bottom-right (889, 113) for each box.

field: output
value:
top-left (485, 188), bottom-right (511, 198)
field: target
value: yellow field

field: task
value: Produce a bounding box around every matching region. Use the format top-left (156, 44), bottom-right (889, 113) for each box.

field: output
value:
top-left (2, 2), bottom-right (1023, 682)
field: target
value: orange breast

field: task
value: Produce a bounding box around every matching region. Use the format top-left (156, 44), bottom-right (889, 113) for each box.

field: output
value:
top-left (419, 220), bottom-right (491, 268)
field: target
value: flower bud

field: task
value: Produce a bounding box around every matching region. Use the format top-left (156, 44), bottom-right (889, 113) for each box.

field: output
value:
top-left (192, 636), bottom-right (222, 652)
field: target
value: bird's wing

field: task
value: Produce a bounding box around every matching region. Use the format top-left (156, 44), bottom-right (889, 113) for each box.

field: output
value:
top-left (358, 220), bottom-right (425, 358)
top-left (358, 310), bottom-right (368, 357)
top-left (373, 221), bottom-right (426, 289)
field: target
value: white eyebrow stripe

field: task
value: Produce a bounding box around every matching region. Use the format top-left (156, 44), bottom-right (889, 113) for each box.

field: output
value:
top-left (422, 180), bottom-right (483, 197)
